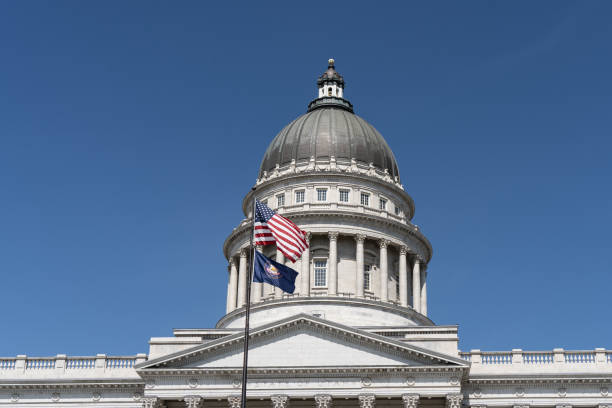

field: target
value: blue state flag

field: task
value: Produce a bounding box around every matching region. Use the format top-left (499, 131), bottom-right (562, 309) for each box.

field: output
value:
top-left (253, 250), bottom-right (299, 294)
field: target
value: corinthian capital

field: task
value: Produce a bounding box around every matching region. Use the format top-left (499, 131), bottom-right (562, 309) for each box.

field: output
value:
top-left (359, 394), bottom-right (376, 408)
top-left (354, 233), bottom-right (366, 243)
top-left (402, 394), bottom-right (419, 408)
top-left (304, 231), bottom-right (311, 244)
top-left (239, 248), bottom-right (248, 258)
top-left (446, 394), bottom-right (463, 408)
top-left (315, 394), bottom-right (332, 408)
top-left (378, 239), bottom-right (389, 249)
top-left (400, 246), bottom-right (408, 255)
top-left (228, 396), bottom-right (241, 408)
top-left (142, 398), bottom-right (160, 408)
top-left (185, 396), bottom-right (203, 408)
top-left (271, 395), bottom-right (289, 408)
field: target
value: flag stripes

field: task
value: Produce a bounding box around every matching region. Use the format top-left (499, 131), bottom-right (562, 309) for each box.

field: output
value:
top-left (254, 200), bottom-right (308, 262)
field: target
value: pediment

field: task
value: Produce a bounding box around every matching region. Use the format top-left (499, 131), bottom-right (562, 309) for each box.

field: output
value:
top-left (137, 314), bottom-right (467, 372)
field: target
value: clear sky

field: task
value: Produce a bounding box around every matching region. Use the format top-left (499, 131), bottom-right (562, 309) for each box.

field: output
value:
top-left (1, 1), bottom-right (610, 357)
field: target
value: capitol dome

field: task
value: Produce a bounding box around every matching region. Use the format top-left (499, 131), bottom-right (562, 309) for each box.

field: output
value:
top-left (221, 59), bottom-right (433, 330)
top-left (259, 60), bottom-right (400, 182)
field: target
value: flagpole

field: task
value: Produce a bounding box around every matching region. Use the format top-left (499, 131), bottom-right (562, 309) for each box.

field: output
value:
top-left (240, 187), bottom-right (256, 408)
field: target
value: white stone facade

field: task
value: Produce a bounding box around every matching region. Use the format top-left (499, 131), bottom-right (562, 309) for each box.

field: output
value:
top-left (2, 62), bottom-right (610, 407)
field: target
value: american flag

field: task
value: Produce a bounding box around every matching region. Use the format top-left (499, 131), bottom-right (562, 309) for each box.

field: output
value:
top-left (254, 200), bottom-right (308, 262)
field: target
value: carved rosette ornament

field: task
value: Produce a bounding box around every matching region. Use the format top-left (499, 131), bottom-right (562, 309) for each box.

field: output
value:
top-left (402, 393), bottom-right (419, 408)
top-left (601, 387), bottom-right (609, 397)
top-left (228, 395), bottom-right (242, 408)
top-left (92, 391), bottom-right (101, 401)
top-left (185, 396), bottom-right (203, 408)
top-left (558, 387), bottom-right (567, 398)
top-left (51, 392), bottom-right (60, 402)
top-left (315, 394), bottom-right (332, 408)
top-left (10, 393), bottom-right (19, 403)
top-left (359, 394), bottom-right (376, 408)
top-left (445, 394), bottom-right (463, 408)
top-left (271, 394), bottom-right (290, 408)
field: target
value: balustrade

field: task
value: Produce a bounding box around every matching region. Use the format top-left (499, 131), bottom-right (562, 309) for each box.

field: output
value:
top-left (66, 357), bottom-right (96, 369)
top-left (564, 351), bottom-right (596, 363)
top-left (26, 358), bottom-right (55, 369)
top-left (523, 351), bottom-right (554, 364)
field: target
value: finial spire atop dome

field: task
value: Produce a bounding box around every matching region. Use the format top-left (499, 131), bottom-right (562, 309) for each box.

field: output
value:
top-left (309, 59), bottom-right (353, 112)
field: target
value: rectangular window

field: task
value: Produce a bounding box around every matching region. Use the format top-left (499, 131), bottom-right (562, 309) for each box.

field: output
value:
top-left (395, 205), bottom-right (401, 216)
top-left (314, 260), bottom-right (327, 287)
top-left (317, 188), bottom-right (327, 202)
top-left (295, 190), bottom-right (305, 203)
top-left (379, 198), bottom-right (387, 210)
top-left (277, 193), bottom-right (285, 207)
top-left (364, 264), bottom-right (371, 291)
top-left (339, 189), bottom-right (349, 202)
top-left (360, 192), bottom-right (370, 206)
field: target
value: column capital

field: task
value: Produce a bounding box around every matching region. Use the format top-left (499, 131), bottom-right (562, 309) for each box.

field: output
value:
top-left (328, 231), bottom-right (339, 241)
top-left (239, 248), bottom-right (248, 258)
top-left (304, 231), bottom-right (311, 243)
top-left (185, 396), bottom-right (203, 408)
top-left (378, 239), bottom-right (389, 248)
top-left (228, 395), bottom-right (241, 408)
top-left (446, 394), bottom-right (463, 408)
top-left (400, 246), bottom-right (408, 255)
top-left (271, 394), bottom-right (289, 408)
top-left (354, 233), bottom-right (366, 243)
top-left (358, 394), bottom-right (376, 408)
top-left (402, 394), bottom-right (419, 408)
top-left (314, 394), bottom-right (332, 408)
top-left (142, 397), bottom-right (161, 408)
top-left (229, 257), bottom-right (237, 267)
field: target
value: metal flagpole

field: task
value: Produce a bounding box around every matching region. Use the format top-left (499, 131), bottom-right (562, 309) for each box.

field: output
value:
top-left (240, 187), bottom-right (257, 408)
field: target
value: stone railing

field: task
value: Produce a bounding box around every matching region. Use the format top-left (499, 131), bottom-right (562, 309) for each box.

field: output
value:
top-left (459, 348), bottom-right (611, 370)
top-left (0, 354), bottom-right (147, 379)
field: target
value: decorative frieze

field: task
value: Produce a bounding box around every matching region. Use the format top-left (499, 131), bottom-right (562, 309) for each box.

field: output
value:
top-left (315, 394), bottom-right (332, 408)
top-left (402, 393), bottom-right (419, 408)
top-left (359, 394), bottom-right (376, 408)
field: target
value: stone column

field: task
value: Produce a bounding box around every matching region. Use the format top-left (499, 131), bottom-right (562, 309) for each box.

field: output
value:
top-left (315, 394), bottom-right (332, 408)
top-left (271, 395), bottom-right (289, 408)
top-left (446, 394), bottom-right (463, 408)
top-left (228, 258), bottom-right (238, 312)
top-left (228, 396), bottom-right (241, 408)
top-left (379, 240), bottom-right (388, 302)
top-left (185, 396), bottom-right (203, 408)
top-left (252, 245), bottom-right (263, 303)
top-left (420, 267), bottom-right (428, 316)
top-left (301, 232), bottom-right (311, 297)
top-left (355, 234), bottom-right (365, 297)
top-left (328, 232), bottom-right (339, 295)
top-left (402, 394), bottom-right (419, 408)
top-left (359, 394), bottom-right (376, 408)
top-left (237, 249), bottom-right (248, 307)
top-left (399, 247), bottom-right (408, 307)
top-left (275, 249), bottom-right (285, 299)
top-left (412, 258), bottom-right (421, 313)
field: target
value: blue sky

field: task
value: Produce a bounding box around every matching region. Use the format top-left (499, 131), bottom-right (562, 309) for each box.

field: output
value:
top-left (0, 1), bottom-right (610, 356)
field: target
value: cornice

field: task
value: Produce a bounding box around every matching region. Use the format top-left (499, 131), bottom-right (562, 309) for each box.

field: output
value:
top-left (215, 297), bottom-right (435, 328)
top-left (138, 365), bottom-right (466, 378)
top-left (467, 376), bottom-right (612, 385)
top-left (0, 380), bottom-right (144, 390)
top-left (223, 210), bottom-right (433, 262)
